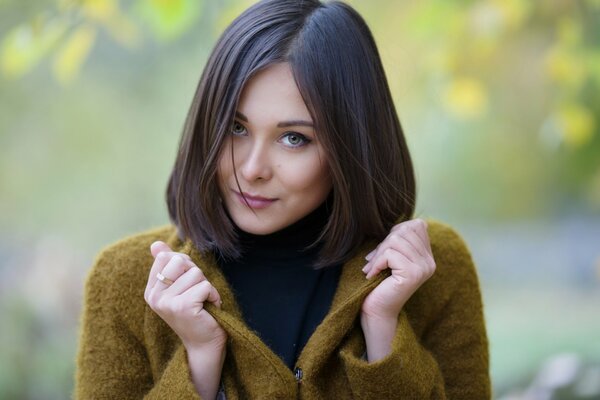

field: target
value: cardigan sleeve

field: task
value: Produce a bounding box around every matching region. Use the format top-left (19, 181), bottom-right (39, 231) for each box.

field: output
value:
top-left (339, 225), bottom-right (491, 399)
top-left (74, 250), bottom-right (203, 399)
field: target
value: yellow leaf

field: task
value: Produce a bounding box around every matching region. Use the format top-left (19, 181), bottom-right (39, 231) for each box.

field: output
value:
top-left (544, 46), bottom-right (586, 89)
top-left (0, 17), bottom-right (68, 78)
top-left (103, 13), bottom-right (142, 48)
top-left (557, 104), bottom-right (595, 147)
top-left (442, 77), bottom-right (488, 120)
top-left (52, 24), bottom-right (96, 84)
top-left (82, 0), bottom-right (141, 47)
top-left (83, 0), bottom-right (118, 22)
top-left (491, 0), bottom-right (531, 31)
top-left (134, 0), bottom-right (202, 41)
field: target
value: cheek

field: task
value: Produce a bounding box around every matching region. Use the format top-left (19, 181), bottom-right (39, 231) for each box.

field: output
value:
top-left (278, 156), bottom-right (331, 195)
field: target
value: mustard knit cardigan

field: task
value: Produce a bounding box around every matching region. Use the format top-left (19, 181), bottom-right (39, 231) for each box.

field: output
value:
top-left (75, 219), bottom-right (491, 399)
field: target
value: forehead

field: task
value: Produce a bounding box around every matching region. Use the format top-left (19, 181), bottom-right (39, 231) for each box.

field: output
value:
top-left (237, 63), bottom-right (312, 122)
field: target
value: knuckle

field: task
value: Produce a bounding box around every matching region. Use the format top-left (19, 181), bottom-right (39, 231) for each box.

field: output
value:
top-left (175, 252), bottom-right (191, 260)
top-left (397, 223), bottom-right (410, 234)
top-left (429, 256), bottom-right (437, 269)
top-left (391, 222), bottom-right (405, 232)
top-left (199, 279), bottom-right (212, 289)
top-left (189, 267), bottom-right (203, 280)
top-left (414, 218), bottom-right (427, 230)
top-left (156, 297), bottom-right (169, 312)
top-left (429, 264), bottom-right (437, 277)
top-left (390, 234), bottom-right (403, 246)
top-left (171, 255), bottom-right (185, 265)
top-left (186, 268), bottom-right (200, 281)
top-left (146, 291), bottom-right (158, 306)
top-left (156, 252), bottom-right (170, 263)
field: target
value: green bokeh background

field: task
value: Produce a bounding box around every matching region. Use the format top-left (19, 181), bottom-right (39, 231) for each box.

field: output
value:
top-left (1, 0), bottom-right (599, 398)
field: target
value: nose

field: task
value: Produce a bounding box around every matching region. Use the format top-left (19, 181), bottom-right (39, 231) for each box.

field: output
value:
top-left (239, 140), bottom-right (273, 182)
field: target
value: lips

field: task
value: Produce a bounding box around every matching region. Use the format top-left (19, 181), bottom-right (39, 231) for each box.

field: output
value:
top-left (232, 190), bottom-right (278, 209)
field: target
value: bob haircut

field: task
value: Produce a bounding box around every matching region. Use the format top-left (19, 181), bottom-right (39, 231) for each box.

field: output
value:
top-left (166, 0), bottom-right (415, 267)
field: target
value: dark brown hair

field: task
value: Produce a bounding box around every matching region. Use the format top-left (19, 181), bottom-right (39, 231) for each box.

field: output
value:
top-left (166, 0), bottom-right (415, 266)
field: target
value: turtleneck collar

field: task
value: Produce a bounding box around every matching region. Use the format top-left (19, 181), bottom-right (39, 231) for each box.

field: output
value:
top-left (230, 198), bottom-right (332, 262)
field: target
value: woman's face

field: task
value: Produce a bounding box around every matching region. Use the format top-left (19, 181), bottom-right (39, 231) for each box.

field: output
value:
top-left (218, 62), bottom-right (332, 235)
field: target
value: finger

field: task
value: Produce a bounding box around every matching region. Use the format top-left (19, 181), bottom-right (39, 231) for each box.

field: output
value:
top-left (164, 265), bottom-right (205, 296)
top-left (390, 220), bottom-right (430, 257)
top-left (153, 255), bottom-right (193, 291)
top-left (403, 219), bottom-right (431, 251)
top-left (178, 280), bottom-right (223, 310)
top-left (151, 241), bottom-right (172, 258)
top-left (394, 231), bottom-right (427, 259)
top-left (366, 247), bottom-right (411, 280)
top-left (365, 247), bottom-right (378, 261)
top-left (363, 232), bottom-right (421, 275)
top-left (146, 250), bottom-right (193, 294)
top-left (146, 250), bottom-right (172, 299)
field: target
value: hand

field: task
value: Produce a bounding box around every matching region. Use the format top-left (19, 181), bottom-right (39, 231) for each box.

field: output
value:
top-left (144, 241), bottom-right (227, 351)
top-left (361, 219), bottom-right (436, 320)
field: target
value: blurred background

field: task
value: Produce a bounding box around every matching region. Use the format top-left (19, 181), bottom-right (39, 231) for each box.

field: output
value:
top-left (0, 0), bottom-right (599, 398)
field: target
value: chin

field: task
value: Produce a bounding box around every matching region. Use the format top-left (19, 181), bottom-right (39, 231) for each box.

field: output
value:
top-left (231, 212), bottom-right (292, 235)
top-left (236, 221), bottom-right (281, 235)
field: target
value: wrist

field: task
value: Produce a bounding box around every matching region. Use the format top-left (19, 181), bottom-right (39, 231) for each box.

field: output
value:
top-left (360, 313), bottom-right (398, 363)
top-left (184, 336), bottom-right (227, 358)
top-left (360, 312), bottom-right (398, 334)
top-left (184, 340), bottom-right (226, 399)
top-left (360, 301), bottom-right (401, 322)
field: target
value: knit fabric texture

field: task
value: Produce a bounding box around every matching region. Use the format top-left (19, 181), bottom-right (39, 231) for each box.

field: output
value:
top-left (74, 219), bottom-right (491, 399)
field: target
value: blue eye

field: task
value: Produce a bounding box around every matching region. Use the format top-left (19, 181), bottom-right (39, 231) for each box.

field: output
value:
top-left (281, 132), bottom-right (311, 148)
top-left (231, 121), bottom-right (246, 135)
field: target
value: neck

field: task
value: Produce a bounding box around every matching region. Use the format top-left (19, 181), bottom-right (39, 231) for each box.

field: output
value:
top-left (231, 199), bottom-right (331, 262)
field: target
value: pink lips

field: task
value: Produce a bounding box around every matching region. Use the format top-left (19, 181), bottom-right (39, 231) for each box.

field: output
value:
top-left (233, 191), bottom-right (278, 209)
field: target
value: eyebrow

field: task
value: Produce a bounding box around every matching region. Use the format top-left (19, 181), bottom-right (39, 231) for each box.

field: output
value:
top-left (235, 111), bottom-right (314, 128)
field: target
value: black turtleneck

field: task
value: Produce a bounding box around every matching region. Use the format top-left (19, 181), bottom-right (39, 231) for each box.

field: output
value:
top-left (215, 201), bottom-right (342, 370)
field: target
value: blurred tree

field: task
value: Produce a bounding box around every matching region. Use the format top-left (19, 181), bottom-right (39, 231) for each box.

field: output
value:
top-left (0, 0), bottom-right (598, 217)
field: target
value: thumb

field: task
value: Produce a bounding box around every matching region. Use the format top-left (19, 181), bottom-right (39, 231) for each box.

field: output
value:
top-left (150, 241), bottom-right (172, 258)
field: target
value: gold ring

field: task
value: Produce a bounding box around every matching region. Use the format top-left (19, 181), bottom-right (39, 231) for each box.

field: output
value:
top-left (156, 272), bottom-right (175, 286)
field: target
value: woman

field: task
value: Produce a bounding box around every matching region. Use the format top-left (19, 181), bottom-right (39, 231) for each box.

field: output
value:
top-left (75, 0), bottom-right (490, 398)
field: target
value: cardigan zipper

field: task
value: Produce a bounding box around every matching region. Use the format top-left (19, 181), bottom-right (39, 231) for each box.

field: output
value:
top-left (294, 366), bottom-right (303, 398)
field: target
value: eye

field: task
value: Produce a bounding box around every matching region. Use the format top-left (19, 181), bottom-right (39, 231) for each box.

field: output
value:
top-left (280, 132), bottom-right (311, 148)
top-left (231, 121), bottom-right (247, 136)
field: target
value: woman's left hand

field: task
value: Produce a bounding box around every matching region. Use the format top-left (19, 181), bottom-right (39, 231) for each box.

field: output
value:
top-left (361, 218), bottom-right (436, 320)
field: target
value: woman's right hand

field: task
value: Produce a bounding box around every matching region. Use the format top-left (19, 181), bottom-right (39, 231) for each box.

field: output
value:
top-left (144, 241), bottom-right (227, 351)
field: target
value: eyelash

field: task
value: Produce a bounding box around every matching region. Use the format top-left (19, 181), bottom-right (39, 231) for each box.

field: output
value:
top-left (281, 132), bottom-right (311, 148)
top-left (231, 121), bottom-right (312, 149)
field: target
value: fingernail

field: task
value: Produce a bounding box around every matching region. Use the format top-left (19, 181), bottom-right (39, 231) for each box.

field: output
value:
top-left (365, 250), bottom-right (375, 261)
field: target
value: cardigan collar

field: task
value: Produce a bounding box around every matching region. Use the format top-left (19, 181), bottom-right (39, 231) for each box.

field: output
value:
top-left (167, 228), bottom-right (386, 394)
